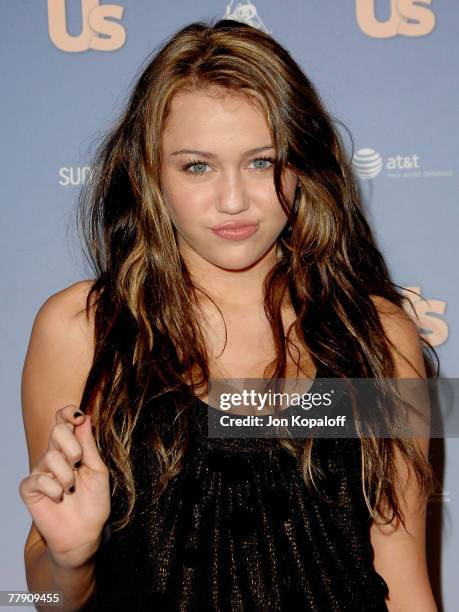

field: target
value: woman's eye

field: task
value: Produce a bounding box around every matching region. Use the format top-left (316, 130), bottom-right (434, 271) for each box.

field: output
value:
top-left (182, 156), bottom-right (274, 175)
top-left (251, 157), bottom-right (274, 171)
top-left (183, 160), bottom-right (209, 175)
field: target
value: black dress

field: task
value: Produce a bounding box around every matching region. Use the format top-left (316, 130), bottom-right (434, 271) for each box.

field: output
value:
top-left (93, 364), bottom-right (390, 611)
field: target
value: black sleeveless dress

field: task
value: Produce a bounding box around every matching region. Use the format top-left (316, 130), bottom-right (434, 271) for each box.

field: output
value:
top-left (93, 364), bottom-right (390, 611)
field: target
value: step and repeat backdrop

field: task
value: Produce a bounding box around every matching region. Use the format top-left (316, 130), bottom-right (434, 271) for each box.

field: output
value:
top-left (1, 1), bottom-right (457, 609)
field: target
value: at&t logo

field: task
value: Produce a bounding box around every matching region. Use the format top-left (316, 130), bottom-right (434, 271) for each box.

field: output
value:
top-left (351, 148), bottom-right (383, 180)
top-left (352, 148), bottom-right (453, 181)
top-left (356, 0), bottom-right (436, 38)
top-left (352, 148), bottom-right (425, 180)
top-left (47, 0), bottom-right (126, 52)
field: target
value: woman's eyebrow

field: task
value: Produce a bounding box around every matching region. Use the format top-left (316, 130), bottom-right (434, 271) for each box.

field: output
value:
top-left (170, 145), bottom-right (275, 158)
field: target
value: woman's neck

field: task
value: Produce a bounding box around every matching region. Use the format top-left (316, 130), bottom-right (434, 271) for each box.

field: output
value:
top-left (180, 239), bottom-right (279, 309)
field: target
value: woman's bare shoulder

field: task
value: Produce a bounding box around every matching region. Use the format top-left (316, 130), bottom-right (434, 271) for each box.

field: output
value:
top-left (31, 280), bottom-right (99, 347)
top-left (22, 279), bottom-right (100, 433)
top-left (37, 279), bottom-right (96, 321)
top-left (23, 279), bottom-right (99, 414)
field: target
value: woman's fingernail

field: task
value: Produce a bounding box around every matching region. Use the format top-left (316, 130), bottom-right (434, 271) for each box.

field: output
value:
top-left (68, 486), bottom-right (75, 494)
top-left (74, 411), bottom-right (83, 418)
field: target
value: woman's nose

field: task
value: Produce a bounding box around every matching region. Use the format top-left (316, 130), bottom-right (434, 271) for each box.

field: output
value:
top-left (214, 172), bottom-right (250, 215)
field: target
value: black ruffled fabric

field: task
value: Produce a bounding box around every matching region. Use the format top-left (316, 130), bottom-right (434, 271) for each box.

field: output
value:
top-left (93, 366), bottom-right (389, 611)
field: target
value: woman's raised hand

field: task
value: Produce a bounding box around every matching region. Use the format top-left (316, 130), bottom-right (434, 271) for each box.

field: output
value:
top-left (19, 404), bottom-right (111, 570)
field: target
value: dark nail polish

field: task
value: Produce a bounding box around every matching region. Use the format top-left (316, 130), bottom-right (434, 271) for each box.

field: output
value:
top-left (73, 411), bottom-right (83, 418)
top-left (69, 486), bottom-right (75, 493)
top-left (74, 460), bottom-right (82, 469)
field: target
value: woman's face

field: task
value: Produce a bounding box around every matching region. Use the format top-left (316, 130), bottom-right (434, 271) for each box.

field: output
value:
top-left (160, 87), bottom-right (298, 271)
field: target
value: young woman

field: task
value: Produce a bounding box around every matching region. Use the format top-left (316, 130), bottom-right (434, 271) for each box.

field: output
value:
top-left (19, 18), bottom-right (439, 611)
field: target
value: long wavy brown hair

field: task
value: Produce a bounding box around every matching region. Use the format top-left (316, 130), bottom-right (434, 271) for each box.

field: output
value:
top-left (75, 18), bottom-right (439, 532)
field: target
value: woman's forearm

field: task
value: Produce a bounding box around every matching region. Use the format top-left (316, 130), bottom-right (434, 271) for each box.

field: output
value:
top-left (25, 540), bottom-right (97, 611)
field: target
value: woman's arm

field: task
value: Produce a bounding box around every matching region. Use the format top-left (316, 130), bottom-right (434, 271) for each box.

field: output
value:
top-left (21, 280), bottom-right (98, 611)
top-left (25, 540), bottom-right (97, 611)
top-left (369, 295), bottom-right (438, 612)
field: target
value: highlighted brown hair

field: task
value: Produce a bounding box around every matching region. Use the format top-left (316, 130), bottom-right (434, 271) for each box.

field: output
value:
top-left (75, 18), bottom-right (439, 531)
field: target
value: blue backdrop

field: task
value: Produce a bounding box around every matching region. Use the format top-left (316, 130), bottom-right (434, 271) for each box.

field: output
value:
top-left (1, 2), bottom-right (457, 609)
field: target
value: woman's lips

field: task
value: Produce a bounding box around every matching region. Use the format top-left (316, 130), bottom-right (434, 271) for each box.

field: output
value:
top-left (210, 224), bottom-right (259, 241)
